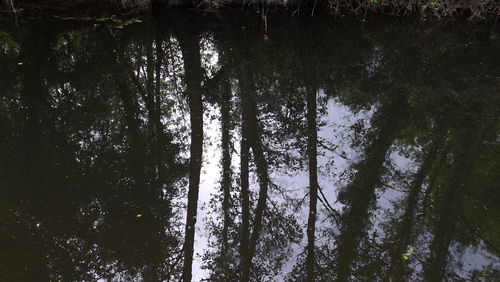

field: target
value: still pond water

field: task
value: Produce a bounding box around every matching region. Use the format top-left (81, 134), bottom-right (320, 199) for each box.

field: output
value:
top-left (1, 11), bottom-right (500, 281)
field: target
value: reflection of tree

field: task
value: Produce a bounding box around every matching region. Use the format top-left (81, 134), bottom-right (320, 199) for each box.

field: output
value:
top-left (318, 21), bottom-right (500, 282)
top-left (385, 141), bottom-right (440, 281)
top-left (170, 13), bottom-right (205, 282)
top-left (305, 81), bottom-right (319, 282)
top-left (1, 12), bottom-right (500, 282)
top-left (423, 114), bottom-right (493, 281)
top-left (298, 24), bottom-right (321, 282)
top-left (238, 59), bottom-right (272, 282)
top-left (2, 19), bottom-right (59, 282)
top-left (0, 17), bottom-right (188, 281)
top-left (333, 93), bottom-right (409, 281)
top-left (220, 69), bottom-right (234, 277)
top-left (198, 17), bottom-right (305, 281)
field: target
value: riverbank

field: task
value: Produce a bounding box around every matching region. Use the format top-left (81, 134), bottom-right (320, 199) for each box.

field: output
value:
top-left (1, 0), bottom-right (500, 21)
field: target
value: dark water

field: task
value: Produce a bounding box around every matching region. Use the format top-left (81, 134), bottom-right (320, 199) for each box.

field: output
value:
top-left (1, 11), bottom-right (500, 281)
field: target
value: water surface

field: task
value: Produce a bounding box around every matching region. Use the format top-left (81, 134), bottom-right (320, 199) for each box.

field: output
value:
top-left (1, 12), bottom-right (500, 281)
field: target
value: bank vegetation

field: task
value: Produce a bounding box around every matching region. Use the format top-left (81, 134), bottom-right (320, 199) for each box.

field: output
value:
top-left (2, 0), bottom-right (500, 20)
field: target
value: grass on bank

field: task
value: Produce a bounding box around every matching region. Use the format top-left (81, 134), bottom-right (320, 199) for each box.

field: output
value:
top-left (2, 0), bottom-right (500, 19)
